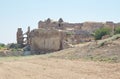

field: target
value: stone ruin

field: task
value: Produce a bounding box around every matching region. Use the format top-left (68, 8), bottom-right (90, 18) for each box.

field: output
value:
top-left (17, 28), bottom-right (24, 47)
top-left (16, 18), bottom-right (120, 54)
top-left (17, 27), bottom-right (67, 54)
top-left (30, 28), bottom-right (66, 54)
top-left (17, 27), bottom-right (31, 47)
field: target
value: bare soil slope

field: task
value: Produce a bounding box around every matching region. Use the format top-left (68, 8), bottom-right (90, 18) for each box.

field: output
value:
top-left (48, 35), bottom-right (120, 62)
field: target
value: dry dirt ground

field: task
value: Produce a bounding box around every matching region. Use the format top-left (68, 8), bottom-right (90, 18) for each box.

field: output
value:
top-left (0, 56), bottom-right (120, 79)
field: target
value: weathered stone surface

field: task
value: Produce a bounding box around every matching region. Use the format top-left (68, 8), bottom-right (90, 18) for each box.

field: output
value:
top-left (30, 28), bottom-right (65, 54)
top-left (65, 30), bottom-right (93, 44)
top-left (38, 19), bottom-right (119, 34)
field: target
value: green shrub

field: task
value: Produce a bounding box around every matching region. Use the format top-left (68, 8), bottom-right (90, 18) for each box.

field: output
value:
top-left (94, 27), bottom-right (111, 40)
top-left (115, 26), bottom-right (120, 34)
top-left (0, 43), bottom-right (5, 47)
top-left (66, 32), bottom-right (73, 35)
top-left (0, 43), bottom-right (5, 49)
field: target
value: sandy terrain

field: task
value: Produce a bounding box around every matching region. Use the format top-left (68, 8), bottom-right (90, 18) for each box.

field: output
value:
top-left (0, 56), bottom-right (120, 79)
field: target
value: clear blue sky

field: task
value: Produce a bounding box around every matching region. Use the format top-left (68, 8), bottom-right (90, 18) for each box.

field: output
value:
top-left (0, 0), bottom-right (120, 44)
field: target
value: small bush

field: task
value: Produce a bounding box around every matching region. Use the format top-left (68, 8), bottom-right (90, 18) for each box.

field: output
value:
top-left (0, 43), bottom-right (5, 49)
top-left (66, 32), bottom-right (73, 35)
top-left (115, 26), bottom-right (120, 34)
top-left (99, 42), bottom-right (105, 47)
top-left (0, 43), bottom-right (5, 47)
top-left (94, 27), bottom-right (111, 40)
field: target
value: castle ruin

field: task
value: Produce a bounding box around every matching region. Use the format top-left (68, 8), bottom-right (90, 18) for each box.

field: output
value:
top-left (16, 18), bottom-right (120, 54)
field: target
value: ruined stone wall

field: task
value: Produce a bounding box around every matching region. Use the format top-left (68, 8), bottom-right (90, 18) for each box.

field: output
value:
top-left (38, 19), bottom-right (119, 34)
top-left (65, 30), bottom-right (93, 44)
top-left (38, 18), bottom-right (82, 30)
top-left (38, 21), bottom-right (58, 29)
top-left (81, 22), bottom-right (104, 33)
top-left (30, 28), bottom-right (65, 54)
top-left (105, 21), bottom-right (114, 27)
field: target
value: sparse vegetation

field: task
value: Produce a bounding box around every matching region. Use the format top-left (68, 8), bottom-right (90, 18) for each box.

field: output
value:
top-left (94, 27), bottom-right (111, 40)
top-left (85, 55), bottom-right (118, 63)
top-left (115, 26), bottom-right (120, 34)
top-left (97, 34), bottom-right (120, 47)
top-left (0, 43), bottom-right (6, 50)
top-left (66, 31), bottom-right (74, 35)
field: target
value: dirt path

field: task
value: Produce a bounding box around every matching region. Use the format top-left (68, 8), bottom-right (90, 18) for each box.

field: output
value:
top-left (0, 57), bottom-right (120, 79)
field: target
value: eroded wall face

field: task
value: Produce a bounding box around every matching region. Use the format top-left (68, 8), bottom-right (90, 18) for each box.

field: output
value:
top-left (30, 29), bottom-right (63, 54)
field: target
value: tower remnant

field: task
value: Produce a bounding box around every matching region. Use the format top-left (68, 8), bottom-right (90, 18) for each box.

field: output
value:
top-left (17, 28), bottom-right (24, 46)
